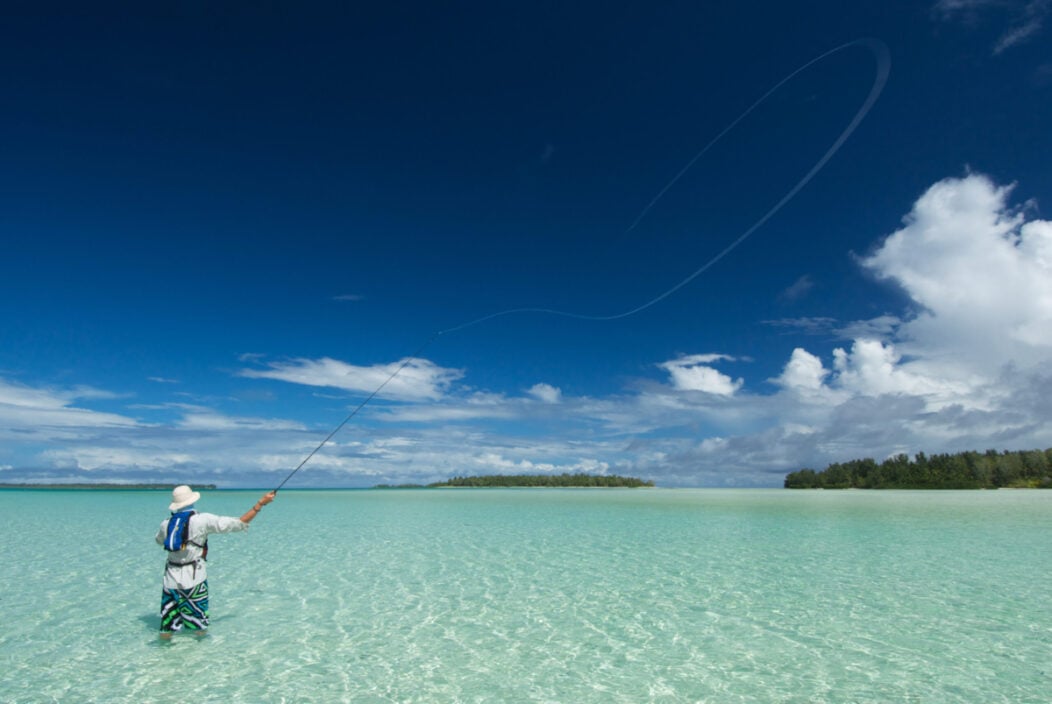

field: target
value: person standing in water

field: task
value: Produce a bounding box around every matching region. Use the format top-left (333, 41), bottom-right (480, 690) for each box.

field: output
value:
top-left (155, 485), bottom-right (275, 638)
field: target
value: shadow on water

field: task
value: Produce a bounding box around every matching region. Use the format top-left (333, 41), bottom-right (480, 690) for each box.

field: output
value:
top-left (137, 612), bottom-right (238, 637)
top-left (140, 613), bottom-right (220, 648)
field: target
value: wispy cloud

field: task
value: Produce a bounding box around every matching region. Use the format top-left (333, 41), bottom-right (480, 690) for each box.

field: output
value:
top-left (333, 293), bottom-right (365, 302)
top-left (933, 0), bottom-right (1001, 22)
top-left (176, 408), bottom-right (307, 432)
top-left (764, 316), bottom-right (839, 335)
top-left (833, 315), bottom-right (902, 342)
top-left (994, 1), bottom-right (1049, 52)
top-left (778, 274), bottom-right (815, 302)
top-left (539, 143), bottom-right (556, 165)
top-left (933, 0), bottom-right (1050, 53)
top-left (0, 379), bottom-right (140, 435)
top-left (379, 402), bottom-right (517, 423)
top-left (239, 356), bottom-right (464, 401)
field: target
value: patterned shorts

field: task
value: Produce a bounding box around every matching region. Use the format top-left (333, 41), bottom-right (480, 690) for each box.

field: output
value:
top-left (160, 581), bottom-right (210, 632)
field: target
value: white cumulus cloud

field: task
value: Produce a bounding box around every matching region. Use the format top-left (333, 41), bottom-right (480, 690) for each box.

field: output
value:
top-left (774, 348), bottom-right (830, 392)
top-left (756, 173), bottom-right (1052, 467)
top-left (648, 173), bottom-right (1052, 484)
top-left (527, 383), bottom-right (562, 403)
top-left (659, 355), bottom-right (743, 396)
top-left (860, 174), bottom-right (1052, 371)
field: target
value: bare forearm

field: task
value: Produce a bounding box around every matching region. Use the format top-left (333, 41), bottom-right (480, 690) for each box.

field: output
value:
top-left (240, 502), bottom-right (264, 523)
top-left (241, 491), bottom-right (276, 523)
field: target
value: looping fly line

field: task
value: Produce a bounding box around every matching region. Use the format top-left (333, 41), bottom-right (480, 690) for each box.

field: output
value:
top-left (272, 37), bottom-right (891, 492)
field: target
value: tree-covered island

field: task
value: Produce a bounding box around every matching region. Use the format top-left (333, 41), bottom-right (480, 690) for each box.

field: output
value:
top-left (377, 473), bottom-right (654, 488)
top-left (785, 448), bottom-right (1052, 489)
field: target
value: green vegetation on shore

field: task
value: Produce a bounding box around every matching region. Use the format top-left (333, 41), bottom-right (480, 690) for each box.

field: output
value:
top-left (378, 473), bottom-right (655, 489)
top-left (784, 448), bottom-right (1052, 489)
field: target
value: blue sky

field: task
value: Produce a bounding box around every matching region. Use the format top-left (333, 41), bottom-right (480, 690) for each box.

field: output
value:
top-left (2, 2), bottom-right (1051, 487)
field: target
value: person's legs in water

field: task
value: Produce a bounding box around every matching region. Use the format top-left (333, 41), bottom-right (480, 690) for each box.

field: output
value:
top-left (159, 582), bottom-right (210, 637)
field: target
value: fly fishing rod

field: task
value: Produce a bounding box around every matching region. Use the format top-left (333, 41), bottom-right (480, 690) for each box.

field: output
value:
top-left (271, 38), bottom-right (889, 492)
top-left (271, 332), bottom-right (442, 492)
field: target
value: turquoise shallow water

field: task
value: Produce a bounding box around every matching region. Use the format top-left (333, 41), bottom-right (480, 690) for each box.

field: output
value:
top-left (1, 488), bottom-right (1049, 703)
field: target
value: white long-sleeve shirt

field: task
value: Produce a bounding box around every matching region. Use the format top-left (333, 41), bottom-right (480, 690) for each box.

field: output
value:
top-left (155, 512), bottom-right (248, 590)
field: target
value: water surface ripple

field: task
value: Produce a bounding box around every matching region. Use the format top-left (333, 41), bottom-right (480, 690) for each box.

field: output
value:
top-left (1, 489), bottom-right (1048, 702)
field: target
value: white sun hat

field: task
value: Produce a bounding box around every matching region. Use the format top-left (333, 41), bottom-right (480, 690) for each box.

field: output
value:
top-left (169, 485), bottom-right (202, 511)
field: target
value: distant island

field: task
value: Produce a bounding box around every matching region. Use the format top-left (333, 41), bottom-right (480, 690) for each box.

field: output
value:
top-left (0, 483), bottom-right (218, 490)
top-left (785, 448), bottom-right (1052, 489)
top-left (377, 473), bottom-right (655, 489)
